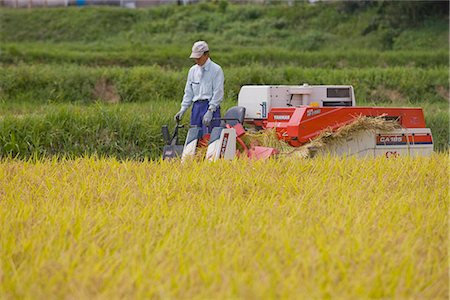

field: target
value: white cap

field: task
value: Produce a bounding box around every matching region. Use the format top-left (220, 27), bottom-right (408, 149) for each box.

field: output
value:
top-left (190, 41), bottom-right (209, 59)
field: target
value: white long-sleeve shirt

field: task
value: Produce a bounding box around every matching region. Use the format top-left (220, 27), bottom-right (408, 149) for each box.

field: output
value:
top-left (181, 58), bottom-right (224, 112)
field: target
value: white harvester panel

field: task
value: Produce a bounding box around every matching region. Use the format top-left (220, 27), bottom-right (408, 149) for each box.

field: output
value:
top-left (181, 127), bottom-right (202, 161)
top-left (238, 84), bottom-right (356, 120)
top-left (206, 128), bottom-right (237, 161)
top-left (317, 128), bottom-right (433, 158)
top-left (374, 128), bottom-right (433, 157)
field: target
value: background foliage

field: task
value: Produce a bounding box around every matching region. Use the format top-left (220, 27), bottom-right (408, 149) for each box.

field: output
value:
top-left (0, 1), bottom-right (448, 158)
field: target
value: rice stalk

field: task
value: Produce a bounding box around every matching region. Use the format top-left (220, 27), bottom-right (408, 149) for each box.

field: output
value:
top-left (242, 115), bottom-right (401, 159)
top-left (285, 115), bottom-right (401, 158)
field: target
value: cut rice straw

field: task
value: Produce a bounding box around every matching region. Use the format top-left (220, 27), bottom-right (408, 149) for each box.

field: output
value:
top-left (244, 115), bottom-right (401, 158)
top-left (190, 115), bottom-right (401, 160)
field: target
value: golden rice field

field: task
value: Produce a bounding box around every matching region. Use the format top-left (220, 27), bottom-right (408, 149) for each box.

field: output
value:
top-left (0, 154), bottom-right (448, 299)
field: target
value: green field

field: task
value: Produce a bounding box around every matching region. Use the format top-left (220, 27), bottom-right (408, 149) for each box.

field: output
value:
top-left (0, 2), bottom-right (449, 158)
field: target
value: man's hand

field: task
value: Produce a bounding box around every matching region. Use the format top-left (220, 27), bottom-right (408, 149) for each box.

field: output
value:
top-left (174, 108), bottom-right (187, 121)
top-left (202, 110), bottom-right (213, 126)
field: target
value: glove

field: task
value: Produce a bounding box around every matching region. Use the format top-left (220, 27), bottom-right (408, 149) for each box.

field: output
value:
top-left (202, 109), bottom-right (214, 126)
top-left (174, 107), bottom-right (187, 121)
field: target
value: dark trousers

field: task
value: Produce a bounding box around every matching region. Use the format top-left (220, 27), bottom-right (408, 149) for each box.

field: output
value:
top-left (191, 101), bottom-right (221, 136)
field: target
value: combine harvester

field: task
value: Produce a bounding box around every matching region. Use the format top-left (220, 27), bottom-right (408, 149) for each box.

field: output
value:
top-left (163, 84), bottom-right (433, 160)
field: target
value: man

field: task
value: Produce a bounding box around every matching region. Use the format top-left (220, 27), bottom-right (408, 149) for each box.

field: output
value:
top-left (174, 41), bottom-right (224, 135)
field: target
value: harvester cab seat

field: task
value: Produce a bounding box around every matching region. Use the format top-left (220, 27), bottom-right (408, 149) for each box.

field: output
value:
top-left (220, 106), bottom-right (246, 127)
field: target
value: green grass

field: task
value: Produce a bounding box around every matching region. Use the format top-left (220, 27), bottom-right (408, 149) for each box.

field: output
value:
top-left (2, 44), bottom-right (448, 68)
top-left (1, 64), bottom-right (448, 103)
top-left (0, 100), bottom-right (447, 159)
top-left (1, 4), bottom-right (448, 51)
top-left (0, 103), bottom-right (176, 160)
top-left (0, 3), bottom-right (448, 158)
top-left (0, 62), bottom-right (447, 157)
